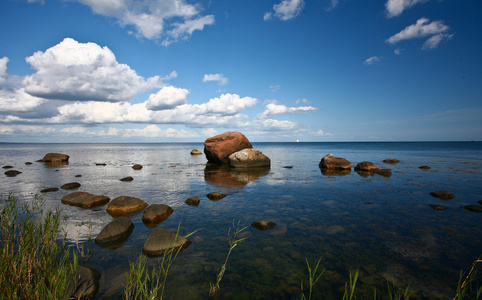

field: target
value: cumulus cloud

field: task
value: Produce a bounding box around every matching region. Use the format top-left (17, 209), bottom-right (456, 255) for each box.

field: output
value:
top-left (0, 89), bottom-right (46, 112)
top-left (203, 73), bottom-right (228, 85)
top-left (264, 0), bottom-right (305, 21)
top-left (422, 33), bottom-right (454, 50)
top-left (254, 118), bottom-right (299, 131)
top-left (22, 38), bottom-right (164, 102)
top-left (0, 57), bottom-right (8, 87)
top-left (76, 0), bottom-right (214, 45)
top-left (386, 18), bottom-right (450, 49)
top-left (146, 86), bottom-right (189, 110)
top-left (0, 124), bottom-right (55, 135)
top-left (364, 56), bottom-right (380, 65)
top-left (258, 103), bottom-right (318, 119)
top-left (385, 0), bottom-right (428, 18)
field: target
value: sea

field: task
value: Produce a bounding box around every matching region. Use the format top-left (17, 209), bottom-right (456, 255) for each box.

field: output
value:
top-left (1, 142), bottom-right (481, 299)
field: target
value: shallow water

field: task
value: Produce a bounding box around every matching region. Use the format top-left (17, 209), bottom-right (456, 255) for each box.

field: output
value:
top-left (1, 142), bottom-right (481, 299)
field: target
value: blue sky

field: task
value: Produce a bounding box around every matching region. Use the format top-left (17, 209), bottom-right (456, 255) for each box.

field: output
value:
top-left (0, 0), bottom-right (481, 142)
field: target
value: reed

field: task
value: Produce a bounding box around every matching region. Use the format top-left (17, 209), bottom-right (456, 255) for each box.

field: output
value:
top-left (0, 194), bottom-right (78, 299)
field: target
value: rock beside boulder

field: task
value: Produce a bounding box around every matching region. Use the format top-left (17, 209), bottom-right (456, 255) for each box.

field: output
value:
top-left (204, 131), bottom-right (253, 164)
top-left (106, 196), bottom-right (148, 216)
top-left (95, 217), bottom-right (134, 249)
top-left (142, 204), bottom-right (173, 224)
top-left (383, 158), bottom-right (399, 164)
top-left (319, 154), bottom-right (351, 170)
top-left (61, 182), bottom-right (81, 190)
top-left (430, 190), bottom-right (456, 201)
top-left (41, 153), bottom-right (69, 163)
top-left (185, 196), bottom-right (200, 206)
top-left (251, 220), bottom-right (277, 231)
top-left (207, 192), bottom-right (227, 201)
top-left (354, 161), bottom-right (379, 172)
top-left (228, 148), bottom-right (270, 168)
top-left (4, 170), bottom-right (22, 177)
top-left (190, 149), bottom-right (203, 155)
top-left (61, 192), bottom-right (110, 208)
top-left (132, 164), bottom-right (143, 170)
top-left (142, 228), bottom-right (191, 257)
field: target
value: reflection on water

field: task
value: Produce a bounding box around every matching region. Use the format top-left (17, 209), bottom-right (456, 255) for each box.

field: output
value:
top-left (204, 164), bottom-right (270, 187)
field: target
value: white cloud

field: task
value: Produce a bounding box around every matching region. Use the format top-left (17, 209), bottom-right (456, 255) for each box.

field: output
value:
top-left (269, 85), bottom-right (281, 93)
top-left (202, 128), bottom-right (218, 137)
top-left (0, 124), bottom-right (55, 135)
top-left (258, 103), bottom-right (318, 119)
top-left (0, 89), bottom-right (45, 112)
top-left (315, 129), bottom-right (333, 136)
top-left (394, 48), bottom-right (402, 55)
top-left (364, 56), bottom-right (380, 65)
top-left (203, 73), bottom-right (228, 86)
top-left (23, 38), bottom-right (165, 102)
top-left (146, 86), bottom-right (189, 110)
top-left (326, 0), bottom-right (339, 11)
top-left (254, 118), bottom-right (299, 131)
top-left (0, 57), bottom-right (8, 87)
top-left (386, 18), bottom-right (450, 47)
top-left (422, 33), bottom-right (454, 50)
top-left (264, 0), bottom-right (305, 21)
top-left (385, 0), bottom-right (428, 18)
top-left (295, 98), bottom-right (310, 105)
top-left (76, 0), bottom-right (214, 45)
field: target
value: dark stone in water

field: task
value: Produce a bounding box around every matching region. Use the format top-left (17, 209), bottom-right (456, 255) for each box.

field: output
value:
top-left (95, 217), bottom-right (134, 249)
top-left (185, 196), bottom-right (200, 206)
top-left (142, 204), bottom-right (173, 224)
top-left (430, 190), bottom-right (455, 201)
top-left (478, 200), bottom-right (482, 206)
top-left (252, 220), bottom-right (277, 231)
top-left (106, 196), bottom-right (148, 216)
top-left (132, 164), bottom-right (143, 170)
top-left (429, 204), bottom-right (447, 210)
top-left (207, 192), bottom-right (227, 201)
top-left (120, 176), bottom-right (134, 182)
top-left (142, 228), bottom-right (191, 257)
top-left (75, 174), bottom-right (82, 177)
top-left (383, 158), bottom-right (399, 164)
top-left (319, 153), bottom-right (351, 170)
top-left (4, 170), bottom-right (21, 177)
top-left (282, 165), bottom-right (294, 169)
top-left (464, 205), bottom-right (482, 213)
top-left (419, 166), bottom-right (431, 170)
top-left (41, 187), bottom-right (59, 193)
top-left (66, 265), bottom-right (101, 299)
top-left (2, 165), bottom-right (13, 169)
top-left (190, 149), bottom-right (203, 155)
top-left (96, 163), bottom-right (106, 166)
top-left (61, 192), bottom-right (110, 208)
top-left (41, 153), bottom-right (69, 163)
top-left (25, 162), bottom-right (33, 165)
top-left (374, 169), bottom-right (392, 177)
top-left (61, 182), bottom-right (81, 190)
top-left (354, 161), bottom-right (379, 172)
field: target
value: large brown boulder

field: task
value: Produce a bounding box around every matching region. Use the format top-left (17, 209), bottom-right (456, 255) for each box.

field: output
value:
top-left (319, 154), bottom-right (351, 170)
top-left (106, 196), bottom-right (148, 216)
top-left (142, 204), bottom-right (173, 224)
top-left (228, 148), bottom-right (270, 168)
top-left (204, 131), bottom-right (252, 163)
top-left (95, 217), bottom-right (134, 249)
top-left (61, 192), bottom-right (110, 208)
top-left (142, 228), bottom-right (192, 257)
top-left (41, 153), bottom-right (69, 163)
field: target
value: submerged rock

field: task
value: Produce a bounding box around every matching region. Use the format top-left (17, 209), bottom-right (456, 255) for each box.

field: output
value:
top-left (41, 187), bottom-right (59, 193)
top-left (185, 196), bottom-right (200, 206)
top-left (61, 182), bottom-right (81, 190)
top-left (190, 149), bottom-right (203, 155)
top-left (41, 153), bottom-right (69, 163)
top-left (106, 196), bottom-right (148, 216)
top-left (142, 228), bottom-right (191, 257)
top-left (430, 190), bottom-right (456, 201)
top-left (206, 192), bottom-right (227, 201)
top-left (142, 204), bottom-right (173, 224)
top-left (66, 265), bottom-right (101, 299)
top-left (95, 217), bottom-right (134, 249)
top-left (204, 131), bottom-right (253, 164)
top-left (319, 154), bottom-right (351, 170)
top-left (464, 205), bottom-right (482, 213)
top-left (251, 220), bottom-right (277, 231)
top-left (2, 165), bottom-right (13, 169)
top-left (429, 204), bottom-right (447, 211)
top-left (132, 164), bottom-right (143, 170)
top-left (228, 148), bottom-right (271, 168)
top-left (354, 161), bottom-right (379, 172)
top-left (120, 176), bottom-right (134, 182)
top-left (419, 166), bottom-right (431, 170)
top-left (383, 158), bottom-right (399, 164)
top-left (25, 162), bottom-right (33, 165)
top-left (374, 169), bottom-right (392, 177)
top-left (4, 170), bottom-right (21, 177)
top-left (61, 192), bottom-right (110, 208)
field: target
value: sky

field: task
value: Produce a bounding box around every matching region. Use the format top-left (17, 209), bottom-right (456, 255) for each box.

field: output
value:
top-left (0, 0), bottom-right (481, 143)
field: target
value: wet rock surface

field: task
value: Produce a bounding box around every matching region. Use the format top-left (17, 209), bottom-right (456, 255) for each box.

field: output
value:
top-left (61, 191), bottom-right (110, 208)
top-left (142, 228), bottom-right (192, 257)
top-left (228, 148), bottom-right (271, 168)
top-left (206, 192), bottom-right (227, 201)
top-left (41, 153), bottom-right (69, 163)
top-left (319, 154), bottom-right (351, 170)
top-left (95, 217), bottom-right (134, 249)
top-left (190, 149), bottom-right (202, 155)
top-left (142, 204), bottom-right (173, 224)
top-left (185, 196), bottom-right (200, 206)
top-left (354, 161), bottom-right (379, 172)
top-left (106, 196), bottom-right (148, 216)
top-left (430, 190), bottom-right (456, 200)
top-left (204, 131), bottom-right (253, 164)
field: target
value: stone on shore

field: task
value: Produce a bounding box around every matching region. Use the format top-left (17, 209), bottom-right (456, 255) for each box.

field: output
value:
top-left (61, 192), bottom-right (110, 208)
top-left (106, 196), bottom-right (148, 216)
top-left (185, 196), bottom-right (200, 206)
top-left (228, 148), bottom-right (271, 168)
top-left (190, 149), bottom-right (203, 155)
top-left (319, 154), bottom-right (351, 170)
top-left (95, 217), bottom-right (134, 249)
top-left (4, 170), bottom-right (22, 177)
top-left (252, 220), bottom-right (277, 231)
top-left (132, 164), bottom-right (143, 170)
top-left (142, 204), bottom-right (173, 224)
top-left (204, 131), bottom-right (253, 164)
top-left (41, 153), bottom-right (69, 163)
top-left (383, 158), bottom-right (399, 164)
top-left (61, 182), bottom-right (81, 190)
top-left (430, 190), bottom-right (456, 201)
top-left (207, 192), bottom-right (227, 201)
top-left (142, 228), bottom-right (192, 257)
top-left (354, 161), bottom-right (379, 172)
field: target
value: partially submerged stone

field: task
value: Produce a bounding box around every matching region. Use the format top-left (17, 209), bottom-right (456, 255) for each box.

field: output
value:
top-left (120, 176), bottom-right (134, 182)
top-left (95, 217), bottom-right (134, 249)
top-left (207, 192), bottom-right (227, 201)
top-left (132, 164), bottom-right (143, 170)
top-left (142, 204), bottom-right (173, 224)
top-left (354, 161), bottom-right (379, 172)
top-left (430, 190), bottom-right (456, 201)
top-left (251, 220), bottom-right (277, 231)
top-left (319, 154), bottom-right (351, 170)
top-left (66, 265), bottom-right (101, 299)
top-left (190, 149), bottom-right (203, 155)
top-left (373, 169), bottom-right (392, 177)
top-left (429, 204), bottom-right (447, 211)
top-left (383, 158), bottom-right (399, 164)
top-left (419, 166), bottom-right (431, 170)
top-left (464, 205), bottom-right (482, 213)
top-left (142, 228), bottom-right (191, 257)
top-left (185, 196), bottom-right (200, 206)
top-left (41, 187), bottom-right (59, 193)
top-left (61, 192), bottom-right (110, 208)
top-left (61, 182), bottom-right (81, 190)
top-left (204, 131), bottom-right (253, 164)
top-left (106, 196), bottom-right (148, 216)
top-left (228, 148), bottom-right (271, 168)
top-left (41, 153), bottom-right (69, 163)
top-left (4, 170), bottom-right (21, 177)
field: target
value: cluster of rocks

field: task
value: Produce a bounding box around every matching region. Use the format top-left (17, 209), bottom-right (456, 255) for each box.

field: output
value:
top-left (318, 153), bottom-right (392, 177)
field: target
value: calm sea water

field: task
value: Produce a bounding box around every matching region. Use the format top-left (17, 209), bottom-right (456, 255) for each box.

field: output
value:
top-left (1, 142), bottom-right (481, 299)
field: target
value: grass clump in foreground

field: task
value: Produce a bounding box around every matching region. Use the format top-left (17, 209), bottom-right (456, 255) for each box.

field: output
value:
top-left (0, 194), bottom-right (78, 299)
